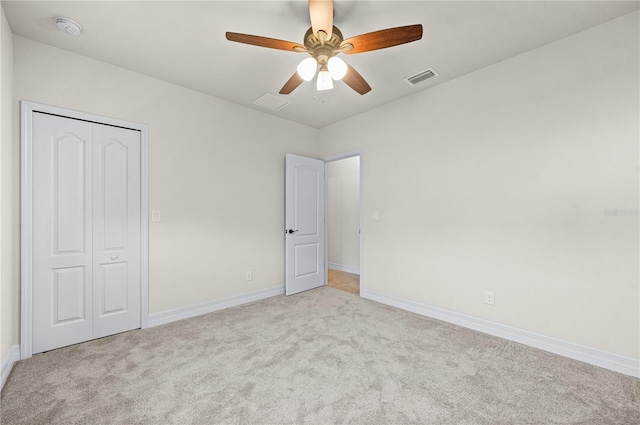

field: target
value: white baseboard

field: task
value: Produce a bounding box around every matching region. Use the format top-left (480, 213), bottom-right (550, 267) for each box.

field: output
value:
top-left (361, 288), bottom-right (640, 378)
top-left (328, 263), bottom-right (360, 275)
top-left (147, 285), bottom-right (285, 328)
top-left (1, 344), bottom-right (20, 390)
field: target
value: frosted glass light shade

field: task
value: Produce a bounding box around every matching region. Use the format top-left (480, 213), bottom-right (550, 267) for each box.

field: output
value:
top-left (316, 70), bottom-right (334, 91)
top-left (327, 57), bottom-right (347, 80)
top-left (297, 58), bottom-right (318, 81)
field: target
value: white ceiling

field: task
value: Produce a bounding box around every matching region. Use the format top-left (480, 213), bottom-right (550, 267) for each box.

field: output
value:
top-left (3, 1), bottom-right (639, 128)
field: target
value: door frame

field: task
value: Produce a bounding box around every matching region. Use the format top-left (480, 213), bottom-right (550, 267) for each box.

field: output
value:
top-left (20, 101), bottom-right (149, 359)
top-left (322, 149), bottom-right (364, 292)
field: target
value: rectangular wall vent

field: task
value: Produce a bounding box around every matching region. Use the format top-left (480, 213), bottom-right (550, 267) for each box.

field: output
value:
top-left (404, 68), bottom-right (439, 86)
top-left (252, 93), bottom-right (291, 111)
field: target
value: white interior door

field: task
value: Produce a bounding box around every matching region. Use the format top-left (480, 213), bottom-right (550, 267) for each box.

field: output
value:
top-left (32, 112), bottom-right (141, 353)
top-left (92, 124), bottom-right (141, 338)
top-left (285, 154), bottom-right (325, 295)
top-left (32, 113), bottom-right (94, 353)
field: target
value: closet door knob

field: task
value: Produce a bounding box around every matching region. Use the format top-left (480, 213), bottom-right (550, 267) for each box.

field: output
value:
top-left (110, 255), bottom-right (118, 261)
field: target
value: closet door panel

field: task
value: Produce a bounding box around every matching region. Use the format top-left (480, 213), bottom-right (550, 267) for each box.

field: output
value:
top-left (32, 113), bottom-right (94, 354)
top-left (92, 123), bottom-right (142, 338)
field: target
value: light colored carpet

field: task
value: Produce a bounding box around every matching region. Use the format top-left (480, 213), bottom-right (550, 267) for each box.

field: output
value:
top-left (1, 287), bottom-right (638, 424)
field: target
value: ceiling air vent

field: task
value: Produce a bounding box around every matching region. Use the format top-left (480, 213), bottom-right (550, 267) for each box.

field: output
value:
top-left (252, 93), bottom-right (291, 111)
top-left (404, 68), bottom-right (439, 86)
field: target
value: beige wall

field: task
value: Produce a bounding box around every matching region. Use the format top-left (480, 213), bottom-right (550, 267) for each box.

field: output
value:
top-left (327, 157), bottom-right (360, 271)
top-left (2, 9), bottom-right (638, 369)
top-left (12, 36), bottom-right (318, 315)
top-left (319, 12), bottom-right (640, 358)
top-left (1, 5), bottom-right (18, 366)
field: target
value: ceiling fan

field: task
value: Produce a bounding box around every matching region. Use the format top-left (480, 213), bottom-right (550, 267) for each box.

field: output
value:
top-left (225, 0), bottom-right (423, 95)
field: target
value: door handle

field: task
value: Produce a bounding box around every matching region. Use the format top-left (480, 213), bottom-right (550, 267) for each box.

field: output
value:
top-left (287, 229), bottom-right (298, 234)
top-left (110, 255), bottom-right (119, 261)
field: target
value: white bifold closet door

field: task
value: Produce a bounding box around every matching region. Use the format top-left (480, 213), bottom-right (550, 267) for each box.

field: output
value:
top-left (32, 112), bottom-right (141, 354)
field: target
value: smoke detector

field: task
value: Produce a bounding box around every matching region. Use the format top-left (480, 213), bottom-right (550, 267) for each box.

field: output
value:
top-left (55, 17), bottom-right (82, 36)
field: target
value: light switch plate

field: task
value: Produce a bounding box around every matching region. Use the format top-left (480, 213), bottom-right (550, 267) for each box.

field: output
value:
top-left (151, 210), bottom-right (161, 222)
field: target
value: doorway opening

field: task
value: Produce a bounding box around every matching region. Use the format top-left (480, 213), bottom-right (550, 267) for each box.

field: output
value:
top-left (323, 150), bottom-right (363, 295)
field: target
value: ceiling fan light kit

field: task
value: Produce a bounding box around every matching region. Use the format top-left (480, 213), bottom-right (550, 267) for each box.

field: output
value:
top-left (297, 57), bottom-right (318, 81)
top-left (316, 69), bottom-right (333, 91)
top-left (296, 54), bottom-right (347, 88)
top-left (226, 0), bottom-right (423, 96)
top-left (327, 57), bottom-right (347, 80)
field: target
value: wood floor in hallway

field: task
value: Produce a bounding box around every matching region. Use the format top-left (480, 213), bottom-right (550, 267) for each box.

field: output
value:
top-left (327, 268), bottom-right (360, 295)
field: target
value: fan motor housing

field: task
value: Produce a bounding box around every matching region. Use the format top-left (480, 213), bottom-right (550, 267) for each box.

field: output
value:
top-left (303, 26), bottom-right (344, 65)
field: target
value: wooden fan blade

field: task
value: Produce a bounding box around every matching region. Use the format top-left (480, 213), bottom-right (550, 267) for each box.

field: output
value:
top-left (280, 72), bottom-right (305, 95)
top-left (226, 32), bottom-right (307, 52)
top-left (341, 24), bottom-right (423, 55)
top-left (342, 62), bottom-right (371, 95)
top-left (309, 0), bottom-right (333, 39)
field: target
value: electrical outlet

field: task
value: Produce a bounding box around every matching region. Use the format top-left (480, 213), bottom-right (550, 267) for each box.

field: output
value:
top-left (245, 270), bottom-right (252, 281)
top-left (484, 290), bottom-right (495, 306)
